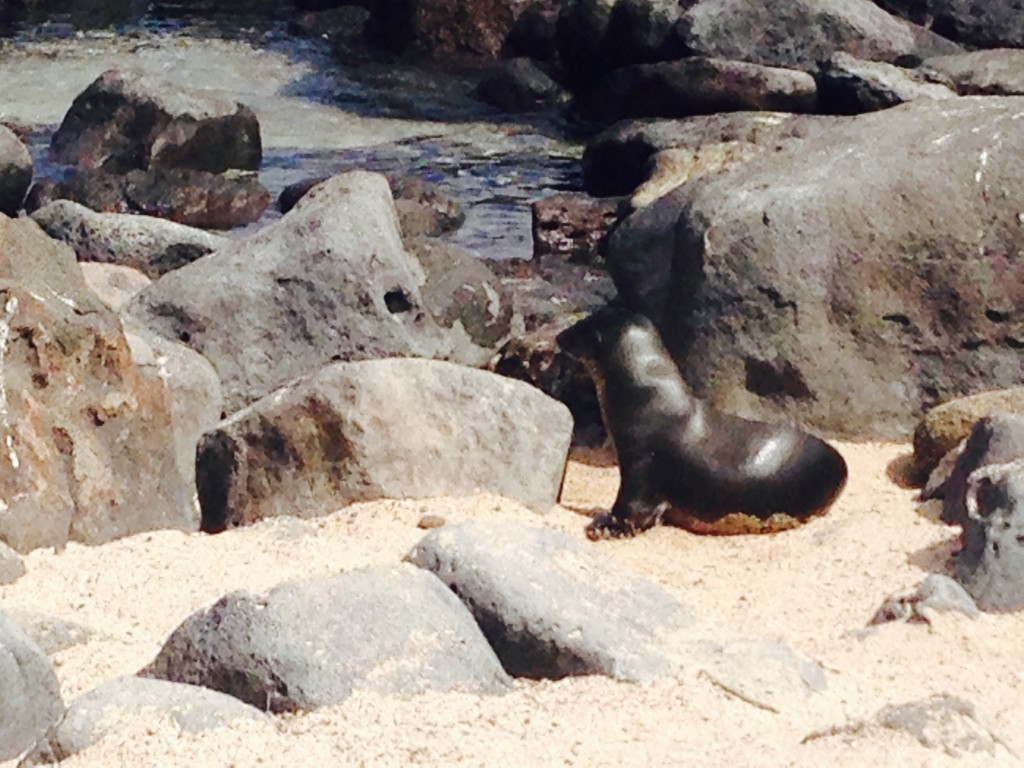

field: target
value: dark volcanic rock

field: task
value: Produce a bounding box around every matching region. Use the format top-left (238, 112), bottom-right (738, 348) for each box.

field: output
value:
top-left (196, 358), bottom-right (572, 532)
top-left (531, 192), bottom-right (620, 265)
top-left (0, 613), bottom-right (63, 761)
top-left (475, 57), bottom-right (568, 112)
top-left (609, 97), bottom-right (1024, 439)
top-left (816, 52), bottom-right (956, 113)
top-left (876, 0), bottom-right (1024, 49)
top-left (0, 125), bottom-right (32, 215)
top-left (594, 57), bottom-right (818, 121)
top-left (22, 677), bottom-right (265, 765)
top-left (141, 564), bottom-right (512, 712)
top-left (406, 521), bottom-right (697, 682)
top-left (398, 0), bottom-right (536, 57)
top-left (52, 68), bottom-right (261, 173)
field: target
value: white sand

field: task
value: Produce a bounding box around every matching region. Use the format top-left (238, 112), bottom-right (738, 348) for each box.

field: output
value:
top-left (2, 441), bottom-right (1022, 767)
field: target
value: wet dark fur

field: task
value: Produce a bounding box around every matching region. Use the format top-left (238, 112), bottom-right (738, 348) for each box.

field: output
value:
top-left (557, 308), bottom-right (848, 539)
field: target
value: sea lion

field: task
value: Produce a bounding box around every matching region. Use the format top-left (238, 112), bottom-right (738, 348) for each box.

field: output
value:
top-left (556, 307), bottom-right (848, 539)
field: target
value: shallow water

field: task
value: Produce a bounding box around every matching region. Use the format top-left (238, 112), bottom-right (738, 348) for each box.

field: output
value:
top-left (1, 9), bottom-right (583, 260)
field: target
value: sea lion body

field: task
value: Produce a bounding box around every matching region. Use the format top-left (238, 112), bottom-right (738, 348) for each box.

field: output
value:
top-left (557, 308), bottom-right (847, 538)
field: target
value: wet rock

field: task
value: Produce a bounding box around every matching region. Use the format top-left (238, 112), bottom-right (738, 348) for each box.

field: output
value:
top-left (582, 112), bottom-right (839, 197)
top-left (675, 0), bottom-right (961, 74)
top-left (913, 389), bottom-right (1024, 480)
top-left (869, 574), bottom-right (980, 625)
top-left (2, 610), bottom-right (94, 656)
top-left (196, 358), bottom-right (572, 532)
top-left (476, 57), bottom-right (568, 112)
top-left (920, 49), bottom-right (1024, 96)
top-left (406, 521), bottom-right (698, 681)
top-left (31, 200), bottom-right (229, 279)
top-left (609, 97), bottom-right (1024, 439)
top-left (954, 459), bottom-right (1024, 612)
top-left (816, 52), bottom-right (956, 114)
top-left (22, 676), bottom-right (265, 765)
top-left (556, 0), bottom-right (686, 89)
top-left (531, 192), bottom-right (619, 266)
top-left (0, 613), bottom-right (63, 761)
top-left (52, 68), bottom-right (261, 173)
top-left (79, 263), bottom-right (151, 312)
top-left (876, 0), bottom-right (1024, 49)
top-left (0, 125), bottom-right (32, 216)
top-left (925, 413), bottom-right (1024, 525)
top-left (0, 540), bottom-right (25, 585)
top-left (404, 0), bottom-right (536, 58)
top-left (126, 171), bottom-right (452, 412)
top-left (141, 564), bottom-right (512, 712)
top-left (25, 170), bottom-right (133, 215)
top-left (409, 238), bottom-right (515, 360)
top-left (0, 215), bottom-right (195, 553)
top-left (594, 57), bottom-right (818, 121)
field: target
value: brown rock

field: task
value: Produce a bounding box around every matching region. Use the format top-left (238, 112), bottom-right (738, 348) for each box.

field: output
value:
top-left (531, 192), bottom-right (620, 266)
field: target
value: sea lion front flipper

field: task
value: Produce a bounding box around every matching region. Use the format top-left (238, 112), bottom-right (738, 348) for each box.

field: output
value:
top-left (585, 481), bottom-right (668, 540)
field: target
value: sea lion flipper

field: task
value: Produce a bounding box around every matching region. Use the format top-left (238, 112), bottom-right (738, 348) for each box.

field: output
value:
top-left (586, 487), bottom-right (667, 539)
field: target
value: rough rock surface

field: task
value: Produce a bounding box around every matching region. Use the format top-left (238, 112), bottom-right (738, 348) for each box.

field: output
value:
top-left (406, 521), bottom-right (697, 681)
top-left (404, 0), bottom-right (535, 57)
top-left (955, 459), bottom-right (1024, 612)
top-left (1, 610), bottom-right (94, 656)
top-left (876, 0), bottom-right (1024, 49)
top-left (870, 574), bottom-right (980, 624)
top-left (475, 57), bottom-right (567, 112)
top-left (0, 540), bottom-right (25, 585)
top-left (609, 97), bottom-right (1024, 439)
top-left (920, 50), bottom-right (1024, 96)
top-left (629, 142), bottom-right (760, 209)
top-left (79, 263), bottom-right (151, 312)
top-left (675, 0), bottom-right (961, 73)
top-left (196, 358), bottom-right (572, 532)
top-left (531, 192), bottom-right (620, 265)
top-left (141, 564), bottom-right (512, 712)
top-left (595, 57), bottom-right (818, 121)
top-left (914, 389), bottom-right (1024, 478)
top-left (0, 613), bottom-right (63, 761)
top-left (816, 52), bottom-right (956, 113)
top-left (126, 172), bottom-right (454, 412)
top-left (0, 215), bottom-right (195, 553)
top-left (22, 677), bottom-right (265, 765)
top-left (0, 125), bottom-right (32, 216)
top-left (52, 68), bottom-right (261, 173)
top-left (31, 200), bottom-right (229, 278)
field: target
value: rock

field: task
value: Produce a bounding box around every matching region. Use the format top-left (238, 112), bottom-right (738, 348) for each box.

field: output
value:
top-left (955, 459), bottom-right (1024, 612)
top-left (0, 613), bottom-right (63, 761)
top-left (400, 0), bottom-right (536, 58)
top-left (594, 57), bottom-right (818, 121)
top-left (31, 200), bottom-right (229, 279)
top-left (629, 142), bottom-right (760, 209)
top-left (504, 1), bottom-right (559, 62)
top-left (914, 389), bottom-right (1024, 479)
top-left (582, 112), bottom-right (840, 197)
top-left (21, 676), bottom-right (265, 765)
top-left (409, 238), bottom-right (515, 362)
top-left (26, 169), bottom-right (271, 231)
top-left (608, 97), bottom-right (1024, 439)
top-left (531, 192), bottom-right (620, 265)
top-left (869, 574), bottom-right (980, 624)
top-left (0, 125), bottom-right (32, 215)
top-left (487, 316), bottom-right (605, 446)
top-left (876, 0), bottom-right (1024, 49)
top-left (1, 610), bottom-right (94, 656)
top-left (0, 540), bottom-right (25, 585)
top-left (0, 215), bottom-right (196, 553)
top-left (141, 564), bottom-right (512, 712)
top-left (556, 0), bottom-right (686, 89)
top-left (126, 171), bottom-right (453, 412)
top-left (52, 68), bottom-right (261, 173)
top-left (406, 521), bottom-right (698, 681)
top-left (196, 358), bottom-right (572, 532)
top-left (475, 57), bottom-right (568, 112)
top-left (926, 413), bottom-right (1024, 525)
top-left (920, 49), bottom-right (1024, 96)
top-left (816, 52), bottom-right (957, 113)
top-left (675, 0), bottom-right (961, 74)
top-left (79, 263), bottom-right (151, 312)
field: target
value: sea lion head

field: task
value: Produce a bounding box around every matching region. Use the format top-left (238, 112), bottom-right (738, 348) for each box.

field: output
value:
top-left (556, 306), bottom-right (659, 365)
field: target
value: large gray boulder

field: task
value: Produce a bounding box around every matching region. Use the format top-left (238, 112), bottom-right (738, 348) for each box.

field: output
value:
top-left (0, 215), bottom-right (196, 553)
top-left (920, 49), bottom-right (1024, 96)
top-left (0, 613), bottom-right (63, 761)
top-left (406, 521), bottom-right (697, 682)
top-left (31, 200), bottom-right (229, 279)
top-left (126, 172), bottom-right (459, 413)
top-left (676, 0), bottom-right (960, 73)
top-left (22, 677), bottom-right (265, 765)
top-left (141, 565), bottom-right (512, 712)
top-left (816, 52), bottom-right (957, 113)
top-left (876, 0), bottom-right (1024, 49)
top-left (609, 97), bottom-right (1024, 439)
top-left (52, 69), bottom-right (261, 173)
top-left (0, 125), bottom-right (32, 216)
top-left (955, 460), bottom-right (1024, 612)
top-left (196, 358), bottom-right (572, 531)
